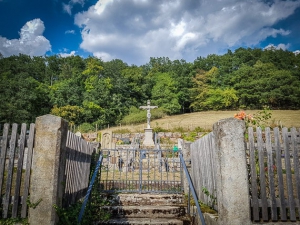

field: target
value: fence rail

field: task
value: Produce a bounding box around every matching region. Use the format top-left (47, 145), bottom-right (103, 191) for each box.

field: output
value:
top-left (0, 123), bottom-right (35, 219)
top-left (248, 127), bottom-right (300, 222)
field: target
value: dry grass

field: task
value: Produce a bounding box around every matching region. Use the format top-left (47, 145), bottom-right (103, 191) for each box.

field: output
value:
top-left (103, 110), bottom-right (300, 133)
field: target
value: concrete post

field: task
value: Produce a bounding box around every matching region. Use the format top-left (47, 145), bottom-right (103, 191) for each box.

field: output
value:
top-left (213, 118), bottom-right (250, 225)
top-left (29, 114), bottom-right (68, 225)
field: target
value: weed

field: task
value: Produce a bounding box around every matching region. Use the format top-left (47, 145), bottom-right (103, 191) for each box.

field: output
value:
top-left (202, 187), bottom-right (217, 209)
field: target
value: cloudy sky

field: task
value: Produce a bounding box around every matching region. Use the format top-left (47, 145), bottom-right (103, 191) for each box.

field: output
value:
top-left (0, 0), bottom-right (300, 65)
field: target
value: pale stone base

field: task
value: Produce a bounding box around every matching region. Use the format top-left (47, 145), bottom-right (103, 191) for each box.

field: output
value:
top-left (142, 128), bottom-right (155, 146)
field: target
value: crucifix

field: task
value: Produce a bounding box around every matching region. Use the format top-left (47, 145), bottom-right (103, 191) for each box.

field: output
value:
top-left (139, 100), bottom-right (158, 129)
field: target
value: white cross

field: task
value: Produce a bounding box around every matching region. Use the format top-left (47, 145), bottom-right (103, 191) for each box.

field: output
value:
top-left (139, 100), bottom-right (158, 128)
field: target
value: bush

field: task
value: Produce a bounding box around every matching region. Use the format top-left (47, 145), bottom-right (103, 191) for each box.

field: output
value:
top-left (78, 123), bottom-right (95, 133)
top-left (121, 107), bottom-right (166, 125)
top-left (153, 126), bottom-right (168, 133)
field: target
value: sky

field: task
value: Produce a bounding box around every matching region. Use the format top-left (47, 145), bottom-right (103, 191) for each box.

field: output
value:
top-left (0, 0), bottom-right (300, 66)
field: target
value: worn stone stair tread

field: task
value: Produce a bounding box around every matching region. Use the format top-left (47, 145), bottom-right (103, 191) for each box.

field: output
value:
top-left (99, 218), bottom-right (184, 225)
top-left (102, 205), bottom-right (185, 218)
top-left (115, 194), bottom-right (184, 206)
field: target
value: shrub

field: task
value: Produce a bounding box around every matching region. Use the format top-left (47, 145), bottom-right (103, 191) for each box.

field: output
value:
top-left (121, 107), bottom-right (166, 125)
top-left (78, 123), bottom-right (95, 133)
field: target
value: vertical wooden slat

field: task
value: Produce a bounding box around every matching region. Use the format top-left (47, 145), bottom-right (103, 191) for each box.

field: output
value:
top-left (63, 131), bottom-right (72, 207)
top-left (68, 133), bottom-right (77, 204)
top-left (274, 127), bottom-right (286, 221)
top-left (71, 135), bottom-right (80, 203)
top-left (3, 123), bottom-right (18, 218)
top-left (265, 127), bottom-right (277, 221)
top-left (291, 127), bottom-right (300, 218)
top-left (21, 123), bottom-right (35, 218)
top-left (0, 124), bottom-right (9, 197)
top-left (79, 140), bottom-right (85, 198)
top-left (257, 127), bottom-right (268, 221)
top-left (12, 123), bottom-right (27, 218)
top-left (74, 135), bottom-right (81, 200)
top-left (282, 127), bottom-right (296, 221)
top-left (248, 127), bottom-right (259, 221)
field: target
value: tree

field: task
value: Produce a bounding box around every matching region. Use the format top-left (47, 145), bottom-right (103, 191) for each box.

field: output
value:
top-left (50, 105), bottom-right (84, 125)
top-left (190, 67), bottom-right (220, 111)
top-left (151, 72), bottom-right (181, 114)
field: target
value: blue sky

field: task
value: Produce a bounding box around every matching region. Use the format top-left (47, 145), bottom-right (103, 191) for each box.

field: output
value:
top-left (0, 0), bottom-right (300, 65)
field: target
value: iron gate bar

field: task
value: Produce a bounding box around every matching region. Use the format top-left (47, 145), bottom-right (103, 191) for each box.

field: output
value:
top-left (99, 148), bottom-right (183, 194)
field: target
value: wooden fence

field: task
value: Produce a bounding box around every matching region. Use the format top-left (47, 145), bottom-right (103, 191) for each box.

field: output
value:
top-left (248, 127), bottom-right (300, 222)
top-left (0, 122), bottom-right (96, 219)
top-left (63, 130), bottom-right (96, 207)
top-left (0, 123), bottom-right (35, 219)
top-left (190, 132), bottom-right (217, 209)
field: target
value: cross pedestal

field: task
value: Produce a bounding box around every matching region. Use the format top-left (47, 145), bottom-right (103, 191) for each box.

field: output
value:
top-left (139, 100), bottom-right (158, 147)
top-left (143, 128), bottom-right (155, 147)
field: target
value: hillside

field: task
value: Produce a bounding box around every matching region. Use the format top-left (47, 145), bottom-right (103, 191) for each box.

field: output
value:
top-left (103, 110), bottom-right (300, 133)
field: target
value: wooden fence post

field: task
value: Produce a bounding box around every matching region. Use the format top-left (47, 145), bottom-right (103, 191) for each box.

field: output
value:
top-left (213, 118), bottom-right (251, 225)
top-left (29, 114), bottom-right (68, 225)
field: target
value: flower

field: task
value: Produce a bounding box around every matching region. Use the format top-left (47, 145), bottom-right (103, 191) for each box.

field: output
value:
top-left (234, 111), bottom-right (246, 120)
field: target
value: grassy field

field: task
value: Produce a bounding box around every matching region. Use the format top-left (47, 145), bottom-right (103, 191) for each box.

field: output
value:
top-left (104, 110), bottom-right (300, 133)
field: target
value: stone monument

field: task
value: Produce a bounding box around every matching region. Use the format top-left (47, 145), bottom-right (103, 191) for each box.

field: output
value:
top-left (139, 100), bottom-right (158, 146)
top-left (101, 130), bottom-right (113, 149)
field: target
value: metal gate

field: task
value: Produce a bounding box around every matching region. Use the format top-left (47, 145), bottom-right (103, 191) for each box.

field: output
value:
top-left (99, 148), bottom-right (183, 193)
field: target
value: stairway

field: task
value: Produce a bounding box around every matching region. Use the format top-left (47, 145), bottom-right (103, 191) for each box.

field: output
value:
top-left (98, 193), bottom-right (191, 225)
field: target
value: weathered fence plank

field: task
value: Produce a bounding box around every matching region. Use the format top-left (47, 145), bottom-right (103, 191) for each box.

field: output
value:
top-left (283, 127), bottom-right (296, 221)
top-left (274, 127), bottom-right (287, 221)
top-left (0, 123), bottom-right (9, 197)
top-left (265, 127), bottom-right (277, 221)
top-left (21, 123), bottom-right (35, 218)
top-left (248, 127), bottom-right (259, 221)
top-left (3, 123), bottom-right (18, 218)
top-left (257, 127), bottom-right (268, 221)
top-left (12, 123), bottom-right (27, 218)
top-left (292, 128), bottom-right (300, 218)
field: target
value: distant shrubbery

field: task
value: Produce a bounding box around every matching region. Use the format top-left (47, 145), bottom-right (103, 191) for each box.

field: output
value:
top-left (121, 107), bottom-right (166, 125)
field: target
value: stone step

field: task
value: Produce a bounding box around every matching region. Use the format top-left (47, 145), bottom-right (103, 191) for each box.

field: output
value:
top-left (98, 218), bottom-right (184, 225)
top-left (114, 193), bottom-right (184, 206)
top-left (101, 205), bottom-right (186, 218)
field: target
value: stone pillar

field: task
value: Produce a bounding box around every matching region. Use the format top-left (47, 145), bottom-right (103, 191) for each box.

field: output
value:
top-left (213, 118), bottom-right (251, 225)
top-left (29, 114), bottom-right (68, 225)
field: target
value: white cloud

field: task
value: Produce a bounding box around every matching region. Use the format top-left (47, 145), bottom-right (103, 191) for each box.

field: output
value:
top-left (63, 3), bottom-right (72, 15)
top-left (264, 43), bottom-right (291, 51)
top-left (60, 50), bottom-right (76, 57)
top-left (294, 50), bottom-right (300, 55)
top-left (0, 18), bottom-right (51, 57)
top-left (74, 0), bottom-right (300, 65)
top-left (63, 0), bottom-right (86, 15)
top-left (65, 30), bottom-right (76, 34)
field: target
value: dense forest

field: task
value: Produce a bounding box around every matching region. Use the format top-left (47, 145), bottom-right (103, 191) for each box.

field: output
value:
top-left (0, 47), bottom-right (300, 128)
